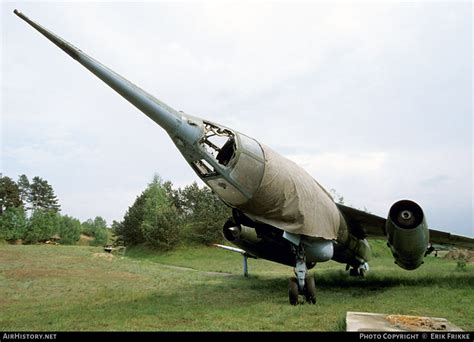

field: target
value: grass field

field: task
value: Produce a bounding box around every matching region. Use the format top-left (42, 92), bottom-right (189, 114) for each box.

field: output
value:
top-left (0, 242), bottom-right (472, 331)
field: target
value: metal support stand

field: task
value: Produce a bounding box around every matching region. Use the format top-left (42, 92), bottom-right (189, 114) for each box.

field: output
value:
top-left (243, 255), bottom-right (249, 277)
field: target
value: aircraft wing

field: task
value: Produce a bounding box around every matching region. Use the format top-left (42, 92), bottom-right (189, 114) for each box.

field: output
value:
top-left (336, 204), bottom-right (387, 239)
top-left (428, 229), bottom-right (474, 250)
top-left (336, 204), bottom-right (474, 250)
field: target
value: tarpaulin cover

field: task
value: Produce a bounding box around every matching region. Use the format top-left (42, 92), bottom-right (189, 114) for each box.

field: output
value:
top-left (237, 145), bottom-right (340, 239)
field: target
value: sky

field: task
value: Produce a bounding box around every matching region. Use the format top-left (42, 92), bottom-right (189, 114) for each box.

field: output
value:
top-left (1, 1), bottom-right (472, 237)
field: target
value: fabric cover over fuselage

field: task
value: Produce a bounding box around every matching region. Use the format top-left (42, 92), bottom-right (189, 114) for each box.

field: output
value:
top-left (236, 145), bottom-right (340, 240)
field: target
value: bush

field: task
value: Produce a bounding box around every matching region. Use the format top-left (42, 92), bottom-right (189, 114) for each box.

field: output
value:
top-left (179, 183), bottom-right (230, 245)
top-left (24, 209), bottom-right (60, 244)
top-left (186, 217), bottom-right (225, 246)
top-left (81, 216), bottom-right (109, 246)
top-left (140, 176), bottom-right (181, 250)
top-left (456, 257), bottom-right (467, 272)
top-left (114, 176), bottom-right (231, 249)
top-left (141, 206), bottom-right (180, 250)
top-left (58, 215), bottom-right (82, 245)
top-left (91, 227), bottom-right (108, 246)
top-left (0, 207), bottom-right (28, 241)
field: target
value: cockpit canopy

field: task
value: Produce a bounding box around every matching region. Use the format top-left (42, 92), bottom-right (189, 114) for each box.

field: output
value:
top-left (191, 121), bottom-right (265, 206)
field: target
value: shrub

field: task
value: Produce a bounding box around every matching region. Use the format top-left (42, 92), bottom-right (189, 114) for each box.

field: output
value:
top-left (58, 215), bottom-right (82, 245)
top-left (24, 209), bottom-right (60, 244)
top-left (0, 207), bottom-right (27, 241)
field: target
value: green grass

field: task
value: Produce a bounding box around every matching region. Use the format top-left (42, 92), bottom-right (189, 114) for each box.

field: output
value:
top-left (0, 244), bottom-right (472, 331)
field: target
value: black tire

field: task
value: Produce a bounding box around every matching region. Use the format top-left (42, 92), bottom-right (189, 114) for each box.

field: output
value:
top-left (288, 277), bottom-right (299, 305)
top-left (304, 275), bottom-right (316, 304)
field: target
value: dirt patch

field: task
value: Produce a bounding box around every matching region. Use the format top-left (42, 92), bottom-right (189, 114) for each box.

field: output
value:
top-left (77, 234), bottom-right (94, 246)
top-left (0, 298), bottom-right (14, 306)
top-left (386, 315), bottom-right (448, 331)
top-left (3, 267), bottom-right (141, 281)
top-left (444, 249), bottom-right (474, 263)
top-left (92, 252), bottom-right (115, 261)
top-left (4, 268), bottom-right (78, 280)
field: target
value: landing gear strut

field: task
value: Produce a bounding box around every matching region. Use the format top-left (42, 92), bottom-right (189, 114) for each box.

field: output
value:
top-left (288, 244), bottom-right (316, 305)
top-left (347, 261), bottom-right (369, 278)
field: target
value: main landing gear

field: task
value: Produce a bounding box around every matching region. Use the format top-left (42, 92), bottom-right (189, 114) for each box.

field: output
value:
top-left (346, 261), bottom-right (369, 278)
top-left (288, 244), bottom-right (316, 305)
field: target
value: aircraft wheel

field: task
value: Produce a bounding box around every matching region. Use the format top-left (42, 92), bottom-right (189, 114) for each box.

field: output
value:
top-left (288, 277), bottom-right (299, 305)
top-left (304, 275), bottom-right (316, 304)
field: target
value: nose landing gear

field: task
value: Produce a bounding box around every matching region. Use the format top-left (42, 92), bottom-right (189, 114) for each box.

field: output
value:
top-left (288, 244), bottom-right (317, 305)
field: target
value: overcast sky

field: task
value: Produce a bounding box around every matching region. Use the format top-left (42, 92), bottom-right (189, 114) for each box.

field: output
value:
top-left (1, 1), bottom-right (472, 237)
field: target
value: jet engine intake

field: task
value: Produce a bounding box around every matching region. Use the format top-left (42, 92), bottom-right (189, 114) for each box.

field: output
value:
top-left (222, 219), bottom-right (260, 243)
top-left (386, 200), bottom-right (429, 270)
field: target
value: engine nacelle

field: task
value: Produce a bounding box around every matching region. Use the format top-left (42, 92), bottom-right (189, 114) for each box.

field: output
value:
top-left (222, 217), bottom-right (295, 267)
top-left (386, 200), bottom-right (429, 270)
top-left (223, 219), bottom-right (260, 244)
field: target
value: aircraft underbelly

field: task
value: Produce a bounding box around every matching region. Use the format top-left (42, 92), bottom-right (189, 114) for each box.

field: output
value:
top-left (236, 145), bottom-right (340, 240)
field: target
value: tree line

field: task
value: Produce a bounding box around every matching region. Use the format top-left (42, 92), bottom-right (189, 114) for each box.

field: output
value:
top-left (1, 173), bottom-right (361, 252)
top-left (0, 174), bottom-right (108, 245)
top-left (1, 173), bottom-right (231, 250)
top-left (112, 175), bottom-right (231, 250)
top-left (2, 170), bottom-right (367, 253)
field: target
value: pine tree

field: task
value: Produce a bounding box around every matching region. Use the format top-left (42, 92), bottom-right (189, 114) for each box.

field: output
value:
top-left (29, 176), bottom-right (60, 212)
top-left (0, 176), bottom-right (22, 214)
top-left (17, 174), bottom-right (31, 209)
top-left (113, 192), bottom-right (147, 246)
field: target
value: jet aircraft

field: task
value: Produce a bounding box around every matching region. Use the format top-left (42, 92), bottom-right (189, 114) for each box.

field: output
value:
top-left (14, 9), bottom-right (474, 305)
